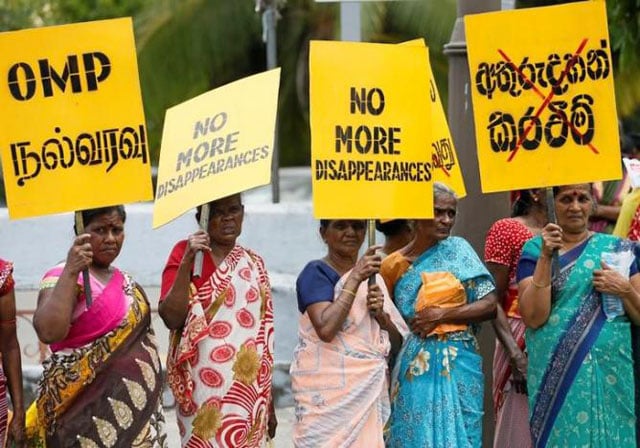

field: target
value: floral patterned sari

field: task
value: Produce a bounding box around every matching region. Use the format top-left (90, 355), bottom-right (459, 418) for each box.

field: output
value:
top-left (25, 268), bottom-right (167, 447)
top-left (383, 236), bottom-right (495, 448)
top-left (519, 233), bottom-right (637, 447)
top-left (166, 245), bottom-right (274, 447)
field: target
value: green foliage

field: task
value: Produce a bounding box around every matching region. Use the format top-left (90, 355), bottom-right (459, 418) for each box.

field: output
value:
top-left (135, 1), bottom-right (263, 163)
top-left (47, 0), bottom-right (154, 23)
top-left (0, 0), bottom-right (50, 31)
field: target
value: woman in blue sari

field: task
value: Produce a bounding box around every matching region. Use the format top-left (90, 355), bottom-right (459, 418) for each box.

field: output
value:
top-left (518, 184), bottom-right (640, 447)
top-left (381, 182), bottom-right (498, 447)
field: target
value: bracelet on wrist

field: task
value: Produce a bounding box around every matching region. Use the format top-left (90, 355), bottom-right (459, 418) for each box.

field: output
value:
top-left (334, 298), bottom-right (353, 311)
top-left (340, 288), bottom-right (356, 298)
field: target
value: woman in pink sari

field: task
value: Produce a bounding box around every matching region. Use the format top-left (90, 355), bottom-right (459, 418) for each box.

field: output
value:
top-left (160, 194), bottom-right (276, 447)
top-left (290, 219), bottom-right (407, 448)
top-left (26, 206), bottom-right (167, 447)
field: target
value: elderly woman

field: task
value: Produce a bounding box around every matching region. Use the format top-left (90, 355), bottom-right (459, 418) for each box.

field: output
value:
top-left (0, 259), bottom-right (25, 447)
top-left (26, 206), bottom-right (166, 446)
top-left (518, 184), bottom-right (640, 447)
top-left (381, 182), bottom-right (497, 447)
top-left (290, 219), bottom-right (407, 447)
top-left (160, 193), bottom-right (275, 447)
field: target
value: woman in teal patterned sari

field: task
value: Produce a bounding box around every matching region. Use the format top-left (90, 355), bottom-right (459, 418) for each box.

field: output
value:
top-left (381, 183), bottom-right (497, 447)
top-left (518, 184), bottom-right (640, 448)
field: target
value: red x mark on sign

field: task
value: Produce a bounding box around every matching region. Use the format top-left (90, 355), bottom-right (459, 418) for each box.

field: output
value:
top-left (496, 38), bottom-right (599, 162)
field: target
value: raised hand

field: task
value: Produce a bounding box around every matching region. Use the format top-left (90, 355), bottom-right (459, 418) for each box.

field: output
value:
top-left (350, 245), bottom-right (382, 283)
top-left (66, 233), bottom-right (93, 274)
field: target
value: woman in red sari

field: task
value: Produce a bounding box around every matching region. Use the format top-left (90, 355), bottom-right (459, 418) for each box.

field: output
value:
top-left (485, 189), bottom-right (546, 447)
top-left (160, 193), bottom-right (276, 447)
top-left (0, 259), bottom-right (25, 447)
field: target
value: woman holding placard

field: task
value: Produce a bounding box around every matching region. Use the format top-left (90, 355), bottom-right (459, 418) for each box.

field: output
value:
top-left (160, 193), bottom-right (277, 447)
top-left (518, 184), bottom-right (639, 447)
top-left (26, 205), bottom-right (167, 446)
top-left (290, 218), bottom-right (407, 447)
top-left (381, 182), bottom-right (497, 448)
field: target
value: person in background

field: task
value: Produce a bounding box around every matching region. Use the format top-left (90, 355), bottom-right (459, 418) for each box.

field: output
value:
top-left (375, 219), bottom-right (414, 257)
top-left (485, 189), bottom-right (547, 448)
top-left (611, 131), bottom-right (640, 445)
top-left (26, 206), bottom-right (166, 446)
top-left (382, 182), bottom-right (497, 447)
top-left (0, 259), bottom-right (25, 447)
top-left (290, 219), bottom-right (407, 447)
top-left (518, 184), bottom-right (639, 447)
top-left (612, 132), bottom-right (640, 239)
top-left (589, 126), bottom-right (636, 233)
top-left (160, 194), bottom-right (276, 447)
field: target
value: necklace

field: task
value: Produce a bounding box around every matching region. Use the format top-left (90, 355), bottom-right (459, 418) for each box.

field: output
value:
top-left (323, 256), bottom-right (353, 276)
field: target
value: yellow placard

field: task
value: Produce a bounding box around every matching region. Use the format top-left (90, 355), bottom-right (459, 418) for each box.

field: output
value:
top-left (310, 40), bottom-right (433, 219)
top-left (153, 68), bottom-right (281, 228)
top-left (402, 39), bottom-right (466, 198)
top-left (465, 2), bottom-right (620, 193)
top-left (0, 18), bottom-right (153, 219)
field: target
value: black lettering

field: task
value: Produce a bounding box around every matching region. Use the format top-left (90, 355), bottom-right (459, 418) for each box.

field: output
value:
top-left (335, 125), bottom-right (352, 153)
top-left (8, 63), bottom-right (36, 101)
top-left (82, 52), bottom-right (111, 91)
top-left (39, 55), bottom-right (82, 97)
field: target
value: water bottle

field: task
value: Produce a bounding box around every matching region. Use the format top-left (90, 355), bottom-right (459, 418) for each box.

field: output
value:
top-left (600, 251), bottom-right (633, 321)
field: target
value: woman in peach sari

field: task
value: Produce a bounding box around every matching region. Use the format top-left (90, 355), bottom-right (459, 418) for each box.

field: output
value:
top-left (290, 219), bottom-right (407, 448)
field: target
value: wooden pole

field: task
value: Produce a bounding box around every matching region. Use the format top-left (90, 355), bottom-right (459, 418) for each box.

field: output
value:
top-left (193, 203), bottom-right (210, 277)
top-left (74, 211), bottom-right (93, 307)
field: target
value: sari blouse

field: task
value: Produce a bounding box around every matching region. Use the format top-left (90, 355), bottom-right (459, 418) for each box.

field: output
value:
top-left (291, 261), bottom-right (408, 448)
top-left (517, 234), bottom-right (637, 447)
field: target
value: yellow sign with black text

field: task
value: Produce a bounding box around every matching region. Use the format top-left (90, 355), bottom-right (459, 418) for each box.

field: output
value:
top-left (310, 40), bottom-right (433, 219)
top-left (402, 39), bottom-right (466, 198)
top-left (153, 68), bottom-right (281, 228)
top-left (465, 2), bottom-right (619, 192)
top-left (0, 18), bottom-right (153, 219)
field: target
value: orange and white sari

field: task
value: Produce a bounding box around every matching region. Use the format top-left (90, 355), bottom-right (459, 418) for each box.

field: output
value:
top-left (290, 272), bottom-right (407, 448)
top-left (166, 245), bottom-right (274, 447)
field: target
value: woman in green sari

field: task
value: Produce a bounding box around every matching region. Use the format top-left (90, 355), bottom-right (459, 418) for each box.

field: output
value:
top-left (518, 184), bottom-right (640, 447)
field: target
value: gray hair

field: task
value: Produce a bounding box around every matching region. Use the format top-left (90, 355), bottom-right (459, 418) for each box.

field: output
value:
top-left (433, 182), bottom-right (457, 201)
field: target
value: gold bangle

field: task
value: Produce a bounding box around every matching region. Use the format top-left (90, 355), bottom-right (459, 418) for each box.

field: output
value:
top-left (340, 288), bottom-right (356, 298)
top-left (531, 278), bottom-right (550, 289)
top-left (334, 298), bottom-right (353, 311)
